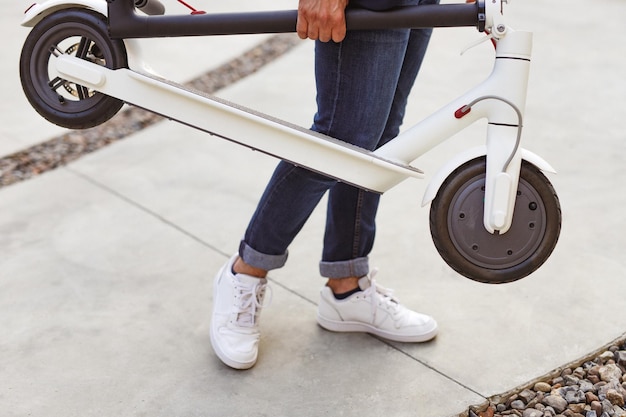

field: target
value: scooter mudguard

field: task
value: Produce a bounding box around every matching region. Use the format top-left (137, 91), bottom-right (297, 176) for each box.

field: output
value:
top-left (21, 0), bottom-right (107, 27)
top-left (21, 1), bottom-right (147, 73)
top-left (421, 146), bottom-right (556, 207)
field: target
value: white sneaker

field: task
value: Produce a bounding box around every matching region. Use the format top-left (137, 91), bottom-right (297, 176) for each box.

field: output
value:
top-left (317, 271), bottom-right (438, 343)
top-left (210, 255), bottom-right (270, 369)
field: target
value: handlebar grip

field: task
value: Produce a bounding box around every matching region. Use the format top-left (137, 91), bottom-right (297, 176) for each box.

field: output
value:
top-left (134, 0), bottom-right (165, 16)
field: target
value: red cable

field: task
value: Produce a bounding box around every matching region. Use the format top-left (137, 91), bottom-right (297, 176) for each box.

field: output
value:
top-left (177, 0), bottom-right (206, 14)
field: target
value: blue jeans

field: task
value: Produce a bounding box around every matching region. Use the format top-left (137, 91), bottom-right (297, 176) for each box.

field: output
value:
top-left (239, 0), bottom-right (437, 279)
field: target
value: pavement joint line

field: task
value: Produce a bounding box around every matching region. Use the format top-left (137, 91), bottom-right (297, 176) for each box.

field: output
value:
top-left (382, 338), bottom-right (489, 401)
top-left (66, 165), bottom-right (229, 258)
top-left (0, 33), bottom-right (300, 189)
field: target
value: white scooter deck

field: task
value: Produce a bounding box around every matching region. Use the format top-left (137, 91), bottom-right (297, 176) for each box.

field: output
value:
top-left (56, 54), bottom-right (425, 194)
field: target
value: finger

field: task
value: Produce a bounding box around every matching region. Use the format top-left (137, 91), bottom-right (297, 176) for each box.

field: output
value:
top-left (296, 16), bottom-right (308, 39)
top-left (331, 25), bottom-right (346, 42)
top-left (318, 27), bottom-right (332, 42)
top-left (308, 26), bottom-right (319, 40)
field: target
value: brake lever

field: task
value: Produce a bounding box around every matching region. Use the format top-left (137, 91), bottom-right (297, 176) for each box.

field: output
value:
top-left (460, 32), bottom-right (495, 55)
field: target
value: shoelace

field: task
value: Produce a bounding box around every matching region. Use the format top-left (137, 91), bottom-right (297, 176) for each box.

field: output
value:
top-left (362, 269), bottom-right (404, 325)
top-left (233, 279), bottom-right (273, 328)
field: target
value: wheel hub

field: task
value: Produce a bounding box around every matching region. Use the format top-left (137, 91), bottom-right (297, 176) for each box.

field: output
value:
top-left (447, 175), bottom-right (547, 270)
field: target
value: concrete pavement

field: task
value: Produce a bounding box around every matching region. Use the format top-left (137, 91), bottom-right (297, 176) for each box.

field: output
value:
top-left (2, 0), bottom-right (626, 416)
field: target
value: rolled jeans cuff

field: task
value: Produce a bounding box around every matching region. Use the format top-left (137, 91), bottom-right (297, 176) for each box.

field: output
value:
top-left (319, 257), bottom-right (369, 279)
top-left (238, 240), bottom-right (288, 271)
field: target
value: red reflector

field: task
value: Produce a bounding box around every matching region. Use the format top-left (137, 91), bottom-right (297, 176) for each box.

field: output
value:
top-left (455, 105), bottom-right (471, 119)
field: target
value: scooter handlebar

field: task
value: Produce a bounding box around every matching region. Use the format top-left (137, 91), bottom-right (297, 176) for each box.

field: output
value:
top-left (110, 0), bottom-right (487, 38)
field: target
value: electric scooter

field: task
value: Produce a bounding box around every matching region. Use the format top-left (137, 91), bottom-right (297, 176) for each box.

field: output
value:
top-left (18, 0), bottom-right (562, 284)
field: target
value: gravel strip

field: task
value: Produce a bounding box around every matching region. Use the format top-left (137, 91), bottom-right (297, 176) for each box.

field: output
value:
top-left (463, 334), bottom-right (626, 417)
top-left (0, 33), bottom-right (300, 189)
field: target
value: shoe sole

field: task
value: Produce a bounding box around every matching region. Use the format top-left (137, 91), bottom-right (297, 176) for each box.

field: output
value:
top-left (316, 314), bottom-right (438, 343)
top-left (209, 325), bottom-right (257, 370)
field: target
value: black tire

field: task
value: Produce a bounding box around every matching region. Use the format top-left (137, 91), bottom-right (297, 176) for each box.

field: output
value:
top-left (20, 8), bottom-right (128, 129)
top-left (429, 157), bottom-right (561, 284)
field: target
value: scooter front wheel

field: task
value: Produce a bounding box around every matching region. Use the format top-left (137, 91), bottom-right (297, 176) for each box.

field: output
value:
top-left (20, 9), bottom-right (128, 129)
top-left (429, 157), bottom-right (561, 284)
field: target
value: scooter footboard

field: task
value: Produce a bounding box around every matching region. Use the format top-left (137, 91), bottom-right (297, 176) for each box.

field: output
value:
top-left (55, 54), bottom-right (425, 192)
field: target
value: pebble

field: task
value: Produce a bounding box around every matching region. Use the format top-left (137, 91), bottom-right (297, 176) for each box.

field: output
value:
top-left (564, 389), bottom-right (586, 404)
top-left (543, 395), bottom-right (568, 414)
top-left (568, 403), bottom-right (586, 413)
top-left (543, 407), bottom-right (556, 417)
top-left (565, 375), bottom-right (581, 386)
top-left (586, 392), bottom-right (600, 403)
top-left (607, 389), bottom-right (625, 407)
top-left (511, 400), bottom-right (526, 410)
top-left (590, 401), bottom-right (603, 415)
top-left (581, 381), bottom-right (595, 393)
top-left (574, 367), bottom-right (586, 379)
top-left (589, 375), bottom-right (601, 384)
top-left (522, 409), bottom-right (542, 417)
top-left (519, 390), bottom-right (537, 404)
top-left (600, 364), bottom-right (623, 382)
top-left (535, 382), bottom-right (553, 393)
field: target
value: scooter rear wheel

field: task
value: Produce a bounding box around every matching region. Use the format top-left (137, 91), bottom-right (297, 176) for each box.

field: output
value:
top-left (20, 8), bottom-right (128, 129)
top-left (429, 157), bottom-right (561, 284)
